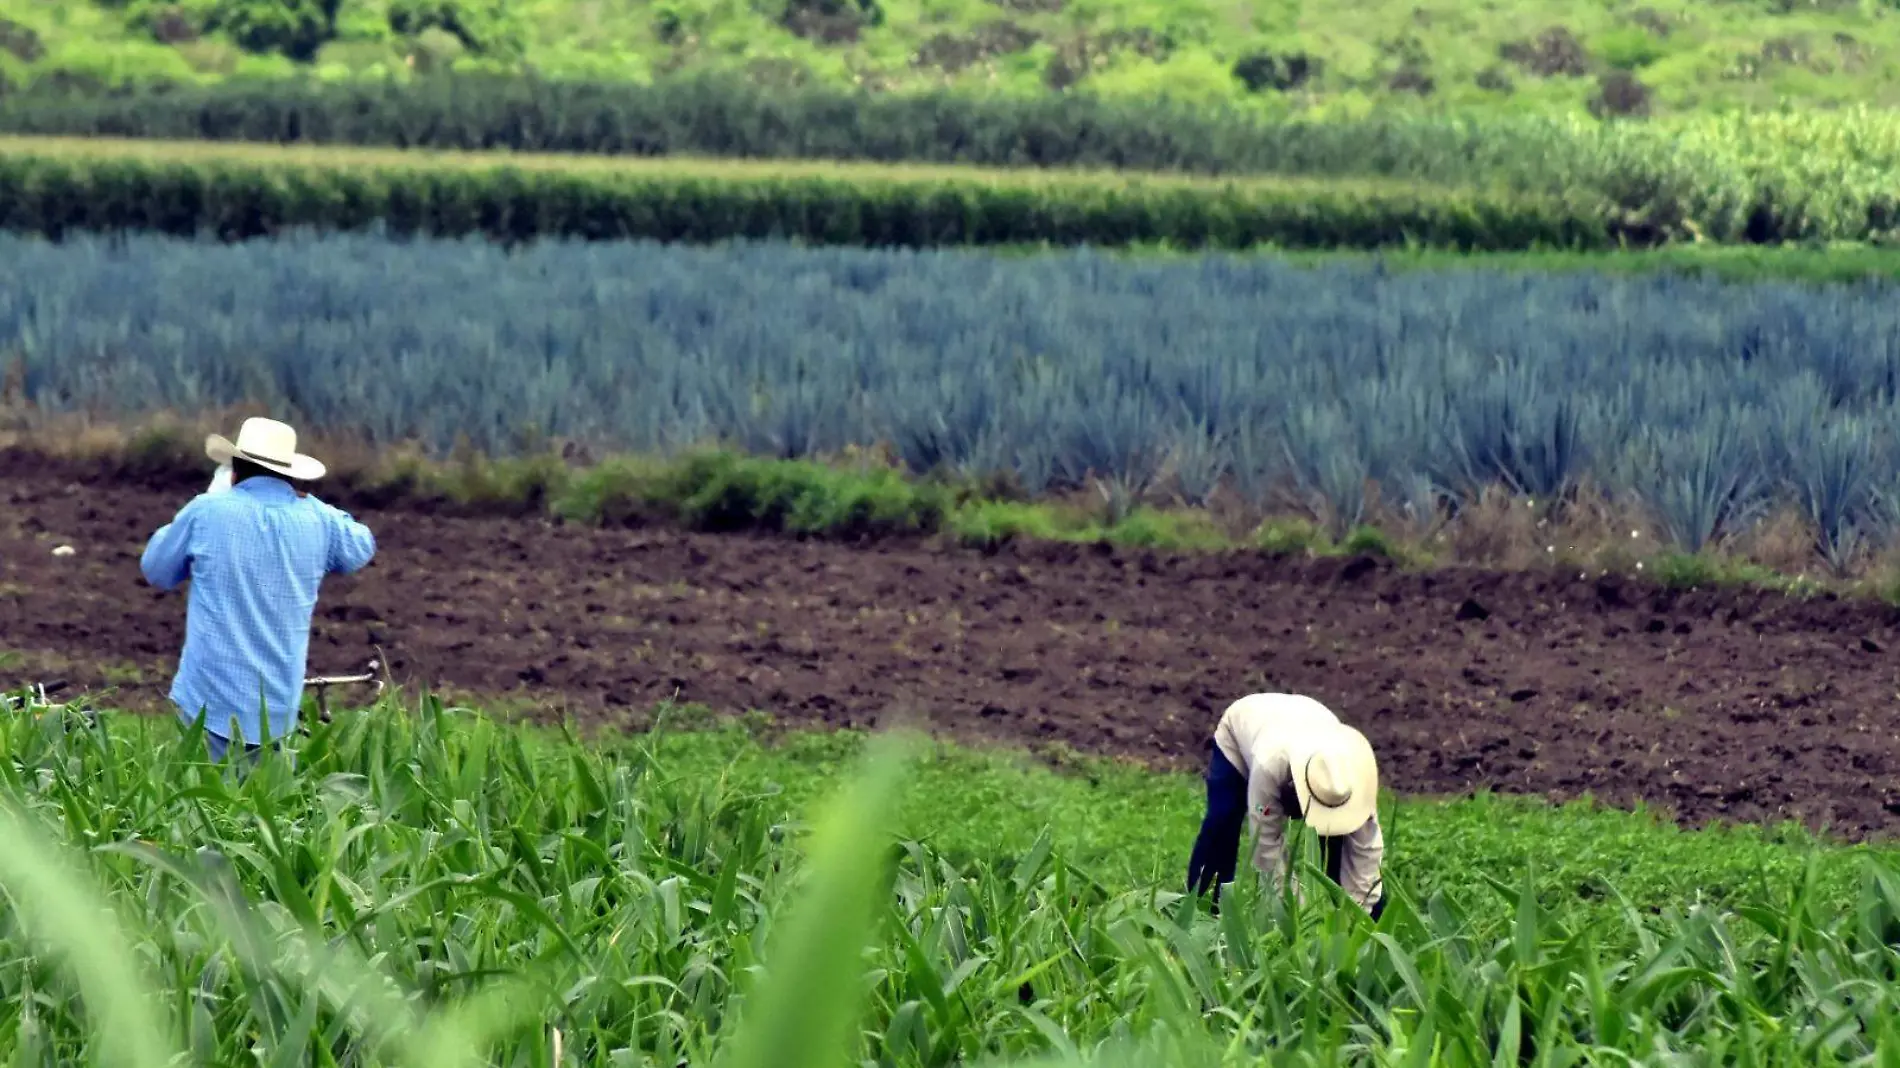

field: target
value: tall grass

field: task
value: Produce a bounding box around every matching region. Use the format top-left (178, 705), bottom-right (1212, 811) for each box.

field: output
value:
top-left (0, 691), bottom-right (1897, 1063)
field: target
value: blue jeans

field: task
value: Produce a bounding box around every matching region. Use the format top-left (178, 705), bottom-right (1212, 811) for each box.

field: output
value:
top-left (1187, 743), bottom-right (1249, 897)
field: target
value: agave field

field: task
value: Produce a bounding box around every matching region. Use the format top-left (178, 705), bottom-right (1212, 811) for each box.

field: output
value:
top-left (7, 231), bottom-right (1900, 558)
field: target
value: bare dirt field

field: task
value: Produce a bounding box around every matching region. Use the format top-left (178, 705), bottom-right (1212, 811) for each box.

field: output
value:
top-left (8, 454), bottom-right (1900, 839)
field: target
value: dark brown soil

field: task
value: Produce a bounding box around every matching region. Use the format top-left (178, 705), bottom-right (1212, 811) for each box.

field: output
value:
top-left (9, 456), bottom-right (1900, 839)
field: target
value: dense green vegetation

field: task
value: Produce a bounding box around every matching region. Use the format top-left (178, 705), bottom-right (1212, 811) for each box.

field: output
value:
top-left (0, 692), bottom-right (1891, 1064)
top-left (4, 0), bottom-right (1900, 116)
top-left (0, 135), bottom-right (1602, 249)
top-left (8, 76), bottom-right (1900, 246)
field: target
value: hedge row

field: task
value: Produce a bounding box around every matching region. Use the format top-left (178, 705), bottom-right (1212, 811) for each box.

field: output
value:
top-left (8, 75), bottom-right (1900, 244)
top-left (0, 74), bottom-right (1385, 176)
top-left (0, 138), bottom-right (1617, 250)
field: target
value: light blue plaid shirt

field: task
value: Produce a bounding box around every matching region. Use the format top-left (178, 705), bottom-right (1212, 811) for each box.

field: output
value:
top-left (139, 477), bottom-right (376, 745)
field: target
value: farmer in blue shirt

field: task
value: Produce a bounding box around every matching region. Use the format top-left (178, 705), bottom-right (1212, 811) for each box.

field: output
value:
top-left (140, 418), bottom-right (377, 762)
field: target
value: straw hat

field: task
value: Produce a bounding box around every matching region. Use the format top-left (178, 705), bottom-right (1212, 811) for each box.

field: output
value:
top-left (205, 418), bottom-right (325, 481)
top-left (1288, 722), bottom-right (1379, 836)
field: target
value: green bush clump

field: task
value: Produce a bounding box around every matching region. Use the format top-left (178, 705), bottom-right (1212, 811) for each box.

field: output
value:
top-left (385, 0), bottom-right (524, 57)
top-left (589, 450), bottom-right (956, 538)
top-left (0, 136), bottom-right (1613, 250)
top-left (198, 0), bottom-right (340, 61)
top-left (94, 0), bottom-right (525, 62)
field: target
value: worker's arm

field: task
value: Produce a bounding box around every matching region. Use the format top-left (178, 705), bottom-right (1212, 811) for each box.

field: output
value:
top-left (1246, 761), bottom-right (1292, 897)
top-left (1337, 813), bottom-right (1386, 912)
top-left (318, 500), bottom-right (377, 575)
top-left (139, 502), bottom-right (198, 591)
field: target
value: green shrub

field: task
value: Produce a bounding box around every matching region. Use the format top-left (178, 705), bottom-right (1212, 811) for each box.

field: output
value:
top-left (652, 451), bottom-right (951, 537)
top-left (1231, 49), bottom-right (1320, 93)
top-left (1338, 524), bottom-right (1400, 559)
top-left (1593, 27), bottom-right (1666, 71)
top-left (0, 137), bottom-right (1616, 250)
top-left (386, 0), bottom-right (525, 57)
top-left (1102, 509), bottom-right (1227, 550)
top-left (0, 17), bottom-right (46, 63)
top-left (192, 0), bottom-right (343, 61)
top-left (1254, 516), bottom-right (1324, 556)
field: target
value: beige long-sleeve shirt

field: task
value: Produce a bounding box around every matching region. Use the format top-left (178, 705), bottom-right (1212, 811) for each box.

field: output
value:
top-left (1213, 693), bottom-right (1384, 909)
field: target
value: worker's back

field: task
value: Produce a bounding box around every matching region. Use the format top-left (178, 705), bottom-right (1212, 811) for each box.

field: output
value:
top-left (141, 476), bottom-right (375, 744)
top-left (1213, 692), bottom-right (1341, 773)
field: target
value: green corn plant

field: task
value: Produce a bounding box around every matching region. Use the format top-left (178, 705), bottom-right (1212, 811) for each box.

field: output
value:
top-left (0, 689), bottom-right (1896, 1063)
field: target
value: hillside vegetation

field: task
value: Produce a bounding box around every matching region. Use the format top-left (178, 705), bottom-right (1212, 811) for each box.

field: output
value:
top-left (3, 0), bottom-right (1900, 116)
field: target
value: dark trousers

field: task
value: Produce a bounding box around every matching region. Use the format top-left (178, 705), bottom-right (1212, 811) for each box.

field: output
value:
top-left (1186, 743), bottom-right (1384, 920)
top-left (1186, 744), bottom-right (1250, 897)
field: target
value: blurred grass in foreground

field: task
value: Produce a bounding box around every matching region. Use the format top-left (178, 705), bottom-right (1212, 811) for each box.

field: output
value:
top-left (0, 692), bottom-right (1897, 1063)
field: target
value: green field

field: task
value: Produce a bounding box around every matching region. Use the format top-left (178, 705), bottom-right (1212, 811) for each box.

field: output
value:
top-left (13, 123), bottom-right (1900, 253)
top-left (0, 132), bottom-right (1619, 251)
top-left (0, 693), bottom-right (1891, 1065)
top-left (9, 0), bottom-right (1900, 1059)
top-left (6, 0), bottom-right (1900, 117)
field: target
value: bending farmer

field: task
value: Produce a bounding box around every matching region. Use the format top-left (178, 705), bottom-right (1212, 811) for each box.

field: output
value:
top-left (140, 418), bottom-right (377, 763)
top-left (1186, 692), bottom-right (1385, 919)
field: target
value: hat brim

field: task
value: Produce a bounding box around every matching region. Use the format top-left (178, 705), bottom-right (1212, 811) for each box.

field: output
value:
top-left (1291, 725), bottom-right (1379, 836)
top-left (205, 434), bottom-right (327, 481)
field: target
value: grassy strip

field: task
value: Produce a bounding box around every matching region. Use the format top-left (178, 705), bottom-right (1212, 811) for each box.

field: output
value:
top-left (356, 445), bottom-right (1251, 550)
top-left (1274, 242), bottom-right (1900, 286)
top-left (1006, 240), bottom-right (1900, 287)
top-left (119, 430), bottom-right (1376, 556)
top-left (0, 693), bottom-right (1894, 1062)
top-left (374, 448), bottom-right (1884, 597)
top-left (82, 428), bottom-right (1889, 602)
top-left (546, 452), bottom-right (1888, 599)
top-left (0, 134), bottom-right (1613, 250)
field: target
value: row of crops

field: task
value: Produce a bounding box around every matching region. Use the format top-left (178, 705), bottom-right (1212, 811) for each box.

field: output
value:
top-left (4, 75), bottom-right (1900, 244)
top-left (0, 137), bottom-right (1595, 251)
top-left (8, 230), bottom-right (1900, 560)
top-left (4, 702), bottom-right (1899, 1065)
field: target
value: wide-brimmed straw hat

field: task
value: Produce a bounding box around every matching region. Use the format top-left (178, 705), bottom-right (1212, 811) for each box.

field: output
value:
top-left (205, 417), bottom-right (326, 481)
top-left (1287, 722), bottom-right (1379, 836)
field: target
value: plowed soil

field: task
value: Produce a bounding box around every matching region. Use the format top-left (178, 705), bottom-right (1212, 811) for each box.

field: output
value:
top-left (8, 455), bottom-right (1900, 840)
